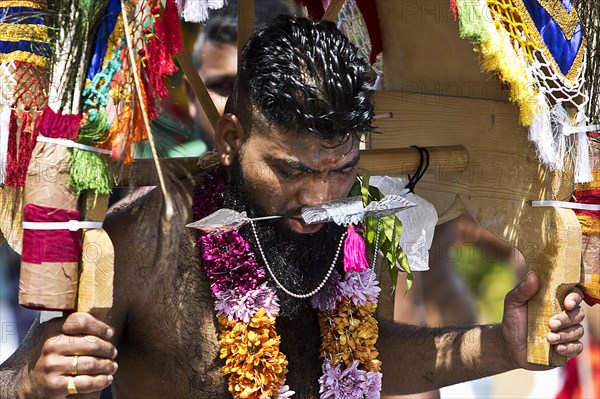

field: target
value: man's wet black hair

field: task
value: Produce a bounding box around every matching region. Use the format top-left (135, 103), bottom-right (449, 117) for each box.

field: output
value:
top-left (226, 15), bottom-right (374, 144)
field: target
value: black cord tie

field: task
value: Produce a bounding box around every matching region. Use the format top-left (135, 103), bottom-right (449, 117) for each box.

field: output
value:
top-left (405, 146), bottom-right (430, 192)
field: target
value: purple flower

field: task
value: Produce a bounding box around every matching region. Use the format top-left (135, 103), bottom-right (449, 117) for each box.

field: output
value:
top-left (214, 283), bottom-right (280, 323)
top-left (311, 271), bottom-right (344, 312)
top-left (339, 270), bottom-right (381, 306)
top-left (319, 360), bottom-right (382, 399)
top-left (200, 231), bottom-right (267, 294)
top-left (276, 383), bottom-right (295, 398)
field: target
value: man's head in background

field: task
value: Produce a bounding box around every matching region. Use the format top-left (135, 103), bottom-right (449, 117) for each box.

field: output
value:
top-left (187, 1), bottom-right (293, 149)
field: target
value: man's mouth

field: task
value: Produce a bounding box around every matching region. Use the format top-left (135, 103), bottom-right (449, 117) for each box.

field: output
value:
top-left (286, 217), bottom-right (324, 234)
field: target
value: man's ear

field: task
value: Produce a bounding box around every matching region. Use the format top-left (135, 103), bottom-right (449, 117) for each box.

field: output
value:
top-left (214, 113), bottom-right (245, 166)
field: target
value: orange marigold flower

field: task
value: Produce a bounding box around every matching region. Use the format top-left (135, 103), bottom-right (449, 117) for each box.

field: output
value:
top-left (218, 309), bottom-right (289, 398)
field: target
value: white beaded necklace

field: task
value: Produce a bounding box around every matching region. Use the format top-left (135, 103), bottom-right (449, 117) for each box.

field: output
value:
top-left (250, 219), bottom-right (381, 298)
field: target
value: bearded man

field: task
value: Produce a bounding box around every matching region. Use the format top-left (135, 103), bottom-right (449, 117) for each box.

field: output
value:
top-left (0, 16), bottom-right (586, 399)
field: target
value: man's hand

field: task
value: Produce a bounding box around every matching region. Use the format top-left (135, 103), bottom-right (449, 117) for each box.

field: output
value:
top-left (21, 312), bottom-right (118, 398)
top-left (501, 272), bottom-right (585, 370)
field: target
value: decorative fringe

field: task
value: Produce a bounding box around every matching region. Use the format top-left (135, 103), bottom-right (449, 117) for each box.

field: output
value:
top-left (479, 7), bottom-right (539, 126)
top-left (529, 94), bottom-right (555, 166)
top-left (574, 109), bottom-right (592, 183)
top-left (456, 0), bottom-right (488, 44)
top-left (0, 105), bottom-right (10, 185)
top-left (164, 0), bottom-right (183, 54)
top-left (343, 225), bottom-right (369, 273)
top-left (181, 0), bottom-right (226, 22)
top-left (0, 185), bottom-right (24, 253)
top-left (5, 109), bottom-right (40, 187)
top-left (68, 109), bottom-right (112, 195)
top-left (144, 2), bottom-right (180, 98)
top-left (68, 149), bottom-right (111, 196)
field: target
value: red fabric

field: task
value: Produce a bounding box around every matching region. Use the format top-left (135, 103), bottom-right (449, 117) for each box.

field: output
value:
top-left (164, 0), bottom-right (183, 53)
top-left (38, 106), bottom-right (82, 140)
top-left (295, 0), bottom-right (382, 64)
top-left (21, 204), bottom-right (82, 264)
top-left (5, 110), bottom-right (41, 187)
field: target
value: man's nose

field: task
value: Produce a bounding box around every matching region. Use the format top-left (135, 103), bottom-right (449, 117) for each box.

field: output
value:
top-left (297, 175), bottom-right (334, 206)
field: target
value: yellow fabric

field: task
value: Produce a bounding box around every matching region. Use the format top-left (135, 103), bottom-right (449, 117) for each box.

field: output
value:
top-left (0, 1), bottom-right (45, 8)
top-left (576, 170), bottom-right (600, 191)
top-left (0, 24), bottom-right (48, 43)
top-left (0, 51), bottom-right (47, 67)
top-left (577, 215), bottom-right (600, 235)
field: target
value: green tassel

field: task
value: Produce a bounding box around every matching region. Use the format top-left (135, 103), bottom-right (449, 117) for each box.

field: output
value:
top-left (68, 109), bottom-right (112, 196)
top-left (68, 149), bottom-right (112, 196)
top-left (456, 0), bottom-right (489, 44)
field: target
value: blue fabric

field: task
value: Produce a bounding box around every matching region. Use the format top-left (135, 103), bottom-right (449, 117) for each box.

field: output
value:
top-left (87, 0), bottom-right (122, 80)
top-left (0, 40), bottom-right (49, 57)
top-left (0, 7), bottom-right (46, 25)
top-left (522, 0), bottom-right (583, 77)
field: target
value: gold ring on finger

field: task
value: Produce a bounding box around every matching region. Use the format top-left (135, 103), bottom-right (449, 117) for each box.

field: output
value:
top-left (71, 355), bottom-right (79, 376)
top-left (67, 376), bottom-right (78, 395)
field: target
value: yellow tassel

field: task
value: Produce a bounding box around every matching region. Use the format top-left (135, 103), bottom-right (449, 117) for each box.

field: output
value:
top-left (478, 14), bottom-right (539, 126)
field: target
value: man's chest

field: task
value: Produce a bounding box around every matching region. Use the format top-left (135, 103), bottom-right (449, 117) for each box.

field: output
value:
top-left (119, 255), bottom-right (323, 398)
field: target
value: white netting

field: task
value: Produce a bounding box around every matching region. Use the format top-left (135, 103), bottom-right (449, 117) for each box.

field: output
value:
top-left (528, 48), bottom-right (592, 182)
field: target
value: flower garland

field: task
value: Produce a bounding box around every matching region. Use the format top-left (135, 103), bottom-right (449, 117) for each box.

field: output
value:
top-left (193, 169), bottom-right (383, 398)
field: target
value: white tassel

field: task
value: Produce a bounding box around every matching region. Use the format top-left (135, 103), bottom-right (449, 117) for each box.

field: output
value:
top-left (574, 110), bottom-right (592, 183)
top-left (0, 104), bottom-right (11, 185)
top-left (182, 0), bottom-right (226, 22)
top-left (550, 103), bottom-right (570, 172)
top-left (529, 93), bottom-right (556, 167)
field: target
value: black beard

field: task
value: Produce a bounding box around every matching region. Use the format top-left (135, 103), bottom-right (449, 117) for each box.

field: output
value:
top-left (223, 157), bottom-right (345, 318)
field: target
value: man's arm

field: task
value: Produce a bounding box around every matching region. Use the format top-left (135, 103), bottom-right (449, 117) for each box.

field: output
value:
top-left (379, 272), bottom-right (585, 395)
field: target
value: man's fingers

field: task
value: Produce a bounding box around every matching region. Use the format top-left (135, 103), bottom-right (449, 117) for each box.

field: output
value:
top-left (547, 324), bottom-right (584, 345)
top-left (505, 272), bottom-right (539, 309)
top-left (60, 312), bottom-right (114, 339)
top-left (563, 287), bottom-right (584, 311)
top-left (62, 374), bottom-right (114, 396)
top-left (549, 306), bottom-right (585, 331)
top-left (43, 335), bottom-right (117, 360)
top-left (554, 341), bottom-right (584, 357)
top-left (63, 355), bottom-right (118, 376)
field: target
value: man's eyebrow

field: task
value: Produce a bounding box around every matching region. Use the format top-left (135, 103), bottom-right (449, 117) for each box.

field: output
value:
top-left (276, 153), bottom-right (360, 173)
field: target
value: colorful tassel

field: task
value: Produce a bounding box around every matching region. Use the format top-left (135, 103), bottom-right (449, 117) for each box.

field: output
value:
top-left (343, 225), bottom-right (369, 273)
top-left (68, 109), bottom-right (112, 195)
top-left (5, 109), bottom-right (41, 187)
top-left (164, 0), bottom-right (183, 54)
top-left (456, 0), bottom-right (488, 44)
